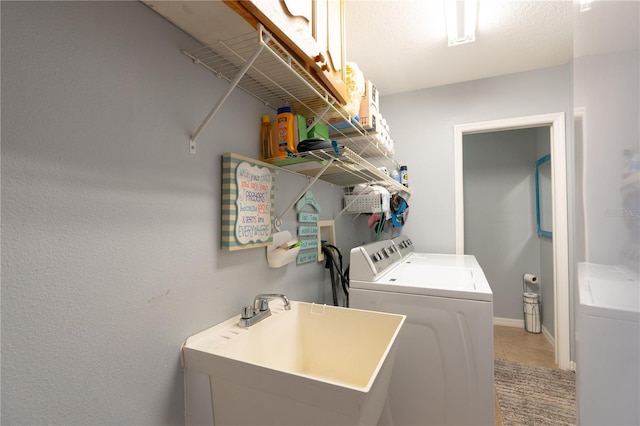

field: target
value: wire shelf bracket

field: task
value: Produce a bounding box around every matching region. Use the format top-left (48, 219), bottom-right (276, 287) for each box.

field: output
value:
top-left (187, 35), bottom-right (269, 154)
top-left (273, 157), bottom-right (336, 232)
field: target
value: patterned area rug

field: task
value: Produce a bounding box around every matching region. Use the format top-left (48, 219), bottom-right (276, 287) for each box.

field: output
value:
top-left (494, 359), bottom-right (576, 425)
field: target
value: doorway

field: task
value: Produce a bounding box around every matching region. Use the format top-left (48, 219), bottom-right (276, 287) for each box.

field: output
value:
top-left (463, 127), bottom-right (554, 341)
top-left (453, 113), bottom-right (571, 370)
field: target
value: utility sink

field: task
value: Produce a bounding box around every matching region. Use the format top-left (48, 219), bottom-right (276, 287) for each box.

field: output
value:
top-left (182, 301), bottom-right (406, 426)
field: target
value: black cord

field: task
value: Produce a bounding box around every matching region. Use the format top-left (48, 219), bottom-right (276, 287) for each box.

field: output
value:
top-left (322, 244), bottom-right (338, 305)
top-left (329, 258), bottom-right (338, 306)
top-left (322, 244), bottom-right (349, 284)
top-left (321, 244), bottom-right (349, 307)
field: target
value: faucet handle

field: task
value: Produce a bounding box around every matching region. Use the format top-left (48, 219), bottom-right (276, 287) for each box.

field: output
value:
top-left (257, 298), bottom-right (270, 312)
top-left (241, 305), bottom-right (254, 319)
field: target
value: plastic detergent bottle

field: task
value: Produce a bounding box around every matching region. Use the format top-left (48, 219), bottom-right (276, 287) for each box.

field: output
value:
top-left (400, 165), bottom-right (409, 187)
top-left (260, 115), bottom-right (272, 160)
top-left (272, 106), bottom-right (296, 159)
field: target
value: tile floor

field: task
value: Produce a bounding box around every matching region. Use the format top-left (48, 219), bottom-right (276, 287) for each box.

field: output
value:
top-left (493, 325), bottom-right (557, 426)
top-left (493, 325), bottom-right (556, 368)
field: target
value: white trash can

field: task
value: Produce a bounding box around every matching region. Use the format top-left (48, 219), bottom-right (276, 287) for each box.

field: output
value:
top-left (523, 292), bottom-right (541, 333)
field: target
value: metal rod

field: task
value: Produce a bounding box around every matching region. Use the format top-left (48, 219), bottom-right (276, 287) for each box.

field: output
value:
top-left (189, 39), bottom-right (267, 153)
top-left (274, 158), bottom-right (335, 231)
top-left (305, 104), bottom-right (334, 133)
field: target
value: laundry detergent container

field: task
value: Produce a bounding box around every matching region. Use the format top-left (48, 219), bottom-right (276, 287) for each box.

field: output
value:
top-left (182, 301), bottom-right (405, 426)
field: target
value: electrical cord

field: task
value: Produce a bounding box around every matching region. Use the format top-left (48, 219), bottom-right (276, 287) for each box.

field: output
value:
top-left (321, 243), bottom-right (350, 307)
top-left (329, 252), bottom-right (338, 306)
top-left (323, 245), bottom-right (339, 306)
top-left (326, 246), bottom-right (349, 307)
top-left (322, 244), bottom-right (350, 289)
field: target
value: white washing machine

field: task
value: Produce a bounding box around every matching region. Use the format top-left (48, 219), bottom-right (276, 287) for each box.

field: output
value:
top-left (350, 236), bottom-right (495, 426)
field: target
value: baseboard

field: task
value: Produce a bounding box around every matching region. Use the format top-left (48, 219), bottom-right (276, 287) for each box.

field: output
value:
top-left (541, 324), bottom-right (555, 348)
top-left (493, 318), bottom-right (558, 348)
top-left (493, 317), bottom-right (524, 328)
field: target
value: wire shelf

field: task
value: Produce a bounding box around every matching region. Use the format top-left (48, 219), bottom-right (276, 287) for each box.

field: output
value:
top-left (182, 25), bottom-right (409, 195)
top-left (266, 147), bottom-right (407, 193)
top-left (183, 28), bottom-right (348, 123)
top-left (183, 26), bottom-right (402, 167)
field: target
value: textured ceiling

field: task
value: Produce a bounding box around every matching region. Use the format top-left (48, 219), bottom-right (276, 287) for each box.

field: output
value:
top-left (344, 0), bottom-right (574, 96)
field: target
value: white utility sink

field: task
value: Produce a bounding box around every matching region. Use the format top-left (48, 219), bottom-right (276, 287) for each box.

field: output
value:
top-left (182, 301), bottom-right (406, 426)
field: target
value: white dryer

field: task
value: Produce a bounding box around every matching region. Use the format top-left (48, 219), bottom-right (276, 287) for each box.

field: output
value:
top-left (350, 236), bottom-right (494, 426)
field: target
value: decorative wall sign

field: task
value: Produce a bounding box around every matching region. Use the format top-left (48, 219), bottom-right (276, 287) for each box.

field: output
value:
top-left (298, 212), bottom-right (320, 223)
top-left (299, 239), bottom-right (319, 250)
top-left (295, 190), bottom-right (321, 264)
top-left (221, 153), bottom-right (275, 251)
top-left (298, 226), bottom-right (318, 237)
top-left (296, 251), bottom-right (318, 265)
top-left (296, 191), bottom-right (321, 213)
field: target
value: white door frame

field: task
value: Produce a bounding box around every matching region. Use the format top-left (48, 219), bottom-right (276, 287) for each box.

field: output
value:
top-left (453, 112), bottom-right (571, 370)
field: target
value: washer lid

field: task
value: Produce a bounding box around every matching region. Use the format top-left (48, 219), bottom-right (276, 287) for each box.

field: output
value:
top-left (403, 252), bottom-right (482, 269)
top-left (351, 263), bottom-right (493, 302)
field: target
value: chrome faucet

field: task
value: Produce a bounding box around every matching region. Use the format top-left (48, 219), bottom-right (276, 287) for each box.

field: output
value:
top-left (239, 293), bottom-right (291, 327)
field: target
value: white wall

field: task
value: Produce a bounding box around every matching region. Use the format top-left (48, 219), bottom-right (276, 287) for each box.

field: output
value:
top-left (573, 0), bottom-right (639, 421)
top-left (381, 65), bottom-right (572, 254)
top-left (573, 1), bottom-right (639, 272)
top-left (536, 127), bottom-right (555, 337)
top-left (1, 2), bottom-right (362, 424)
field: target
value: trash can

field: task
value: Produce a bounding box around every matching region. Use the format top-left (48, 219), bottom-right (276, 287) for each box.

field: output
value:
top-left (523, 292), bottom-right (541, 333)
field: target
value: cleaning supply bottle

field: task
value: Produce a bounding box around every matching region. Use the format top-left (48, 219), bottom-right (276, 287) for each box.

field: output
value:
top-left (273, 106), bottom-right (296, 159)
top-left (400, 165), bottom-right (409, 187)
top-left (260, 115), bottom-right (272, 160)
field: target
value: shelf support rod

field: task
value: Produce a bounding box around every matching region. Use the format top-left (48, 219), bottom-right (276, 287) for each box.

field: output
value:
top-left (273, 158), bottom-right (335, 231)
top-left (189, 39), bottom-right (268, 154)
top-left (305, 104), bottom-right (334, 133)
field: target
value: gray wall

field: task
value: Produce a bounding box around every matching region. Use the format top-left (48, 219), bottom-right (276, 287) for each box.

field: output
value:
top-left (381, 65), bottom-right (572, 254)
top-left (1, 2), bottom-right (363, 424)
top-left (463, 129), bottom-right (541, 321)
top-left (380, 62), bottom-right (570, 347)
